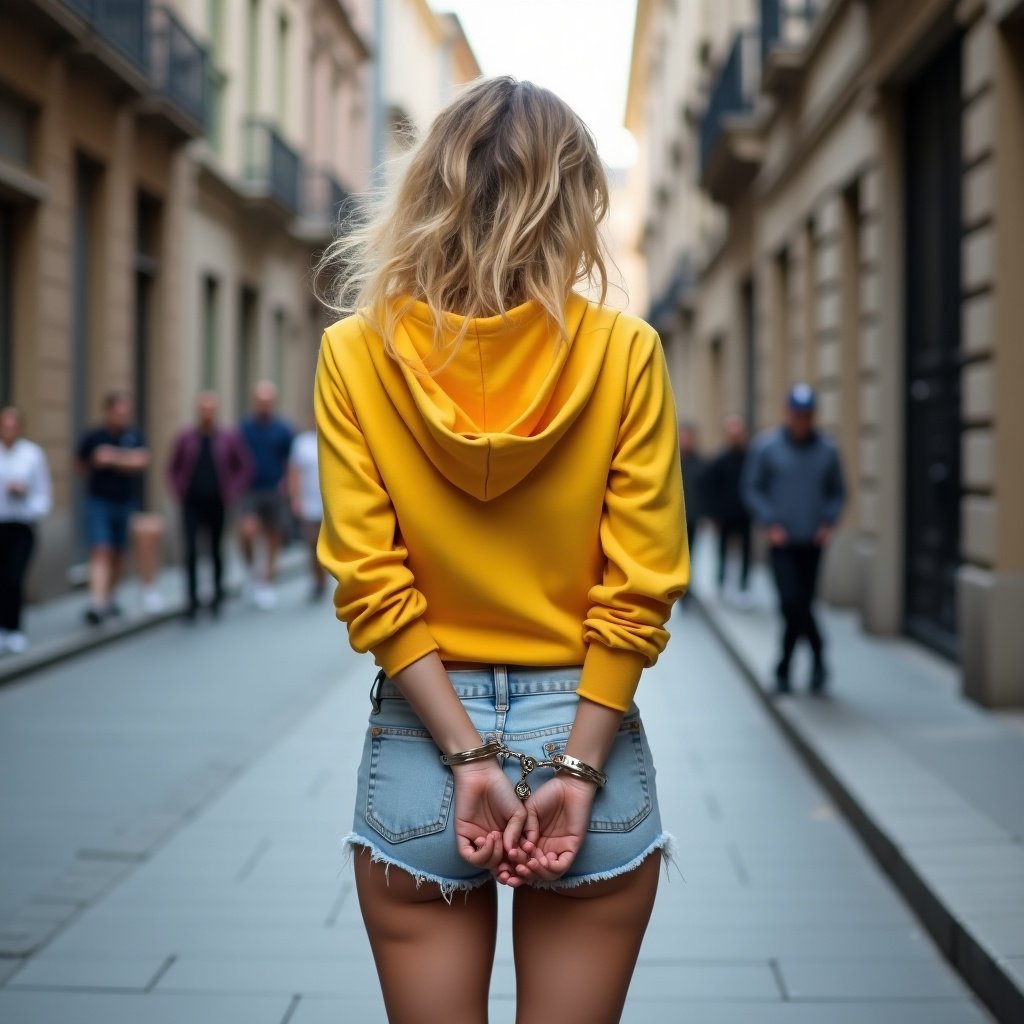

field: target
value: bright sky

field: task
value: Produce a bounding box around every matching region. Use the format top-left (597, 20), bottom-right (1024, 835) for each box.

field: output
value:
top-left (438, 0), bottom-right (639, 168)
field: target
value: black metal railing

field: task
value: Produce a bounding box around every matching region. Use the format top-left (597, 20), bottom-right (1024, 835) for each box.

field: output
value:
top-left (699, 31), bottom-right (760, 179)
top-left (151, 6), bottom-right (208, 128)
top-left (760, 0), bottom-right (818, 63)
top-left (243, 118), bottom-right (302, 213)
top-left (60, 0), bottom-right (151, 74)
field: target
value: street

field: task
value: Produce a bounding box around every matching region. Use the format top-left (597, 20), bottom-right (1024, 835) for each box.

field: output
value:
top-left (0, 580), bottom-right (992, 1022)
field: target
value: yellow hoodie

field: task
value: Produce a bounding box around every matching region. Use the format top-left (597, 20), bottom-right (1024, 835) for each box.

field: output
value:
top-left (314, 293), bottom-right (689, 712)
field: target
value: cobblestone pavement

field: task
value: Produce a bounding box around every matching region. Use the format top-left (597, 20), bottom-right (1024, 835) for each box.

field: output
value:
top-left (0, 577), bottom-right (992, 1022)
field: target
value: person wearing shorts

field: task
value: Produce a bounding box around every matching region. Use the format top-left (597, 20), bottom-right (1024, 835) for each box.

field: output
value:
top-left (76, 392), bottom-right (150, 624)
top-left (314, 78), bottom-right (689, 1022)
top-left (238, 381), bottom-right (294, 610)
top-left (287, 420), bottom-right (325, 602)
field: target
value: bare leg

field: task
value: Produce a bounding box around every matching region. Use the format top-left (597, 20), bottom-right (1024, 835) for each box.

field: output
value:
top-left (354, 849), bottom-right (497, 1024)
top-left (131, 514), bottom-right (164, 586)
top-left (88, 547), bottom-right (112, 607)
top-left (513, 853), bottom-right (661, 1024)
top-left (264, 526), bottom-right (281, 584)
top-left (238, 515), bottom-right (258, 571)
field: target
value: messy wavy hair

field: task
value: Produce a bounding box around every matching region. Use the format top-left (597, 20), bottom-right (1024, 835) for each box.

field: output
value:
top-left (316, 76), bottom-right (611, 364)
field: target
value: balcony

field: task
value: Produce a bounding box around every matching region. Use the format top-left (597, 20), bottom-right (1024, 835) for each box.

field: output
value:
top-left (647, 253), bottom-right (699, 333)
top-left (699, 31), bottom-right (763, 207)
top-left (295, 166), bottom-right (354, 244)
top-left (143, 5), bottom-right (208, 139)
top-left (760, 0), bottom-right (818, 94)
top-left (242, 118), bottom-right (302, 219)
top-left (48, 0), bottom-right (152, 92)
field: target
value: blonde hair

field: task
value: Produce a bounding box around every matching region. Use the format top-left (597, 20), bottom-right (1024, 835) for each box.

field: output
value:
top-left (316, 77), bottom-right (610, 364)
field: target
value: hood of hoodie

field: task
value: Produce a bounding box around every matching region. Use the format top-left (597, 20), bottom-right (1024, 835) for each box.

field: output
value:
top-left (362, 292), bottom-right (615, 501)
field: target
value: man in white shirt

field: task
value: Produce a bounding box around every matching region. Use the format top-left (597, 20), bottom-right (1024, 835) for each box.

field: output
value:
top-left (0, 407), bottom-right (53, 653)
top-left (288, 421), bottom-right (326, 602)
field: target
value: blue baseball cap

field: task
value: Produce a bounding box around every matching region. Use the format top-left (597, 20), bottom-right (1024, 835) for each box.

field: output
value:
top-left (787, 383), bottom-right (816, 412)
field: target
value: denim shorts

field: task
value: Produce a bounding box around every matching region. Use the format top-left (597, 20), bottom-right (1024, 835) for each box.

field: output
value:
top-left (344, 665), bottom-right (673, 897)
top-left (85, 497), bottom-right (137, 551)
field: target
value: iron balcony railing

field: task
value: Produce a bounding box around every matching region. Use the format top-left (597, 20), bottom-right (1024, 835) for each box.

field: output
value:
top-left (760, 0), bottom-right (819, 63)
top-left (151, 5), bottom-right (208, 128)
top-left (243, 118), bottom-right (302, 214)
top-left (303, 167), bottom-right (355, 234)
top-left (699, 31), bottom-right (761, 180)
top-left (60, 0), bottom-right (151, 74)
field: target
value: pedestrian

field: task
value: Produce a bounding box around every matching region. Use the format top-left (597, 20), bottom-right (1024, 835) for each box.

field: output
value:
top-left (678, 421), bottom-right (706, 555)
top-left (314, 77), bottom-right (689, 1021)
top-left (238, 381), bottom-right (294, 610)
top-left (705, 414), bottom-right (752, 606)
top-left (0, 407), bottom-right (52, 654)
top-left (287, 418), bottom-right (325, 602)
top-left (742, 383), bottom-right (846, 694)
top-left (168, 392), bottom-right (253, 620)
top-left (76, 392), bottom-right (152, 624)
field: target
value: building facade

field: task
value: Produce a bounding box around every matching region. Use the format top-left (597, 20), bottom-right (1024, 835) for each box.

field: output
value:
top-left (1, 0), bottom-right (480, 601)
top-left (629, 0), bottom-right (1024, 706)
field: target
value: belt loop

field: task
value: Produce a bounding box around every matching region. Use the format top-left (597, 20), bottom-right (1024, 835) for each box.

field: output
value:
top-left (494, 665), bottom-right (509, 713)
top-left (369, 669), bottom-right (385, 715)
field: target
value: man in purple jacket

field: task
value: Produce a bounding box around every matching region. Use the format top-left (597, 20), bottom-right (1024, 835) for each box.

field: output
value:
top-left (168, 392), bottom-right (252, 619)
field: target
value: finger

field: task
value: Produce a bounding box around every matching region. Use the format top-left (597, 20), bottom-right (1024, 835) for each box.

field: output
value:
top-left (457, 833), bottom-right (494, 866)
top-left (521, 802), bottom-right (540, 848)
top-left (503, 807), bottom-right (526, 857)
top-left (482, 832), bottom-right (504, 872)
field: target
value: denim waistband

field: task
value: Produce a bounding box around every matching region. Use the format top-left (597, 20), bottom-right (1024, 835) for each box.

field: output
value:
top-left (375, 665), bottom-right (583, 704)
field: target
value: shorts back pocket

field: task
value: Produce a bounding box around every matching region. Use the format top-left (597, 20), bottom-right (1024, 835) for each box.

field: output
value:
top-left (365, 726), bottom-right (455, 844)
top-left (543, 717), bottom-right (652, 833)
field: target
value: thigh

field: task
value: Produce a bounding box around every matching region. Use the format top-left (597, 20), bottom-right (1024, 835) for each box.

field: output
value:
top-left (85, 498), bottom-right (115, 549)
top-left (513, 852), bottom-right (661, 1024)
top-left (770, 546), bottom-right (800, 606)
top-left (109, 504), bottom-right (133, 552)
top-left (354, 848), bottom-right (497, 1024)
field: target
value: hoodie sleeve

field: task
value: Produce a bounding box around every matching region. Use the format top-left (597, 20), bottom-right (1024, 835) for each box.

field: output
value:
top-left (314, 334), bottom-right (439, 675)
top-left (741, 436), bottom-right (777, 526)
top-left (576, 329), bottom-right (691, 712)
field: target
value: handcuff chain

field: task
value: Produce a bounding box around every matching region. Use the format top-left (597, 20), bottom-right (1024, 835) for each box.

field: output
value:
top-left (496, 743), bottom-right (558, 801)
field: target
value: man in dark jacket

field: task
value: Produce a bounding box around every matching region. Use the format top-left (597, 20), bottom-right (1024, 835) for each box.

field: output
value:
top-left (168, 392), bottom-right (252, 619)
top-left (705, 414), bottom-right (751, 604)
top-left (678, 422), bottom-right (706, 557)
top-left (742, 385), bottom-right (845, 694)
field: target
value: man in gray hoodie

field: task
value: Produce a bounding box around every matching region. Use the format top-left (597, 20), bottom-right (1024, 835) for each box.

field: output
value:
top-left (742, 384), bottom-right (846, 694)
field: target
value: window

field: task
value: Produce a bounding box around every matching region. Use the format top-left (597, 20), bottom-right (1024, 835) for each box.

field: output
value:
top-left (246, 0), bottom-right (261, 114)
top-left (0, 203), bottom-right (12, 405)
top-left (202, 275), bottom-right (220, 389)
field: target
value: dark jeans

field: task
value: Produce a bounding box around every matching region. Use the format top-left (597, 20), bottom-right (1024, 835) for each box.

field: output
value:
top-left (717, 519), bottom-right (751, 590)
top-left (0, 521), bottom-right (35, 631)
top-left (182, 498), bottom-right (225, 611)
top-left (769, 543), bottom-right (824, 669)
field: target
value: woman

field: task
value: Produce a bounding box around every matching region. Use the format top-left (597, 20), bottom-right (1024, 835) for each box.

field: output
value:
top-left (0, 407), bottom-right (52, 654)
top-left (315, 78), bottom-right (689, 1023)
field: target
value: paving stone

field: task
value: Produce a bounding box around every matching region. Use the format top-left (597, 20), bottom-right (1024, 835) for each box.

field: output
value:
top-left (0, 990), bottom-right (291, 1023)
top-left (618, 1000), bottom-right (989, 1023)
top-left (8, 953), bottom-right (170, 992)
top-left (156, 952), bottom-right (377, 996)
top-left (0, 957), bottom-right (26, 986)
top-left (778, 956), bottom-right (968, 999)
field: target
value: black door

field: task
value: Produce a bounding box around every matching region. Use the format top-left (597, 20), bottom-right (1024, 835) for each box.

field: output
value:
top-left (903, 35), bottom-right (963, 657)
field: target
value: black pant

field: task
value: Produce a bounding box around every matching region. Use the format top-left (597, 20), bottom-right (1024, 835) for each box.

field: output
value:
top-left (717, 519), bottom-right (751, 590)
top-left (0, 522), bottom-right (35, 631)
top-left (770, 543), bottom-right (824, 669)
top-left (182, 498), bottom-right (225, 611)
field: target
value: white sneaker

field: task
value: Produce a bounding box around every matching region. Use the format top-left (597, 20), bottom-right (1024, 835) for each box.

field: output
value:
top-left (0, 629), bottom-right (7, 654)
top-left (5, 632), bottom-right (28, 655)
top-left (254, 585), bottom-right (277, 611)
top-left (243, 579), bottom-right (259, 605)
top-left (141, 588), bottom-right (165, 614)
top-left (733, 590), bottom-right (755, 611)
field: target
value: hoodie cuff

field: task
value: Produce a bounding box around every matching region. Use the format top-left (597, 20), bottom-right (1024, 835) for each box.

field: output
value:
top-left (575, 644), bottom-right (648, 713)
top-left (372, 620), bottom-right (439, 678)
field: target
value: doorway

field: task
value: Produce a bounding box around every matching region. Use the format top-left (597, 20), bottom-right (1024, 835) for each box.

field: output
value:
top-left (903, 34), bottom-right (963, 657)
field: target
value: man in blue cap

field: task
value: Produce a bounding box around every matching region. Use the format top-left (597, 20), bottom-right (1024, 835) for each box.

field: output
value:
top-left (742, 384), bottom-right (846, 694)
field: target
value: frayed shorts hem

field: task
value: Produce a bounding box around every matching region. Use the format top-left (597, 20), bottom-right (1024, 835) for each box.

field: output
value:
top-left (343, 833), bottom-right (492, 902)
top-left (343, 831), bottom-right (677, 899)
top-left (528, 831), bottom-right (677, 890)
